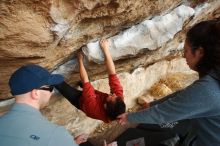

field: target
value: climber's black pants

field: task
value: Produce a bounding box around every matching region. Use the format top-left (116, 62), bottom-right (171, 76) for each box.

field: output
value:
top-left (55, 81), bottom-right (82, 109)
top-left (136, 120), bottom-right (193, 146)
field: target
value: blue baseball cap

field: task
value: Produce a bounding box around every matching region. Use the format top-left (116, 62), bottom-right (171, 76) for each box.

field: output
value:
top-left (9, 64), bottom-right (64, 96)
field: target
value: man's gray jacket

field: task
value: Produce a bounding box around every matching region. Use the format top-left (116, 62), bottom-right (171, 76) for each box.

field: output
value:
top-left (0, 103), bottom-right (78, 146)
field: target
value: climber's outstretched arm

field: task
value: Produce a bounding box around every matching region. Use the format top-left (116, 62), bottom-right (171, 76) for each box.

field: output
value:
top-left (100, 39), bottom-right (116, 75)
top-left (78, 52), bottom-right (89, 83)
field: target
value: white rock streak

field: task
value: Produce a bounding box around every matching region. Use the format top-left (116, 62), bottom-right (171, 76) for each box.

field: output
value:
top-left (52, 59), bottom-right (78, 76)
top-left (83, 5), bottom-right (195, 63)
top-left (51, 23), bottom-right (70, 38)
top-left (50, 5), bottom-right (71, 38)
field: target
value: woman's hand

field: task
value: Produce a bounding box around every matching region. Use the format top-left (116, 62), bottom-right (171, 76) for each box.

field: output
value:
top-left (117, 112), bottom-right (128, 125)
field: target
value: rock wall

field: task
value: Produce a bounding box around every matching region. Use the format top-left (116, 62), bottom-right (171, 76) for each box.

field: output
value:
top-left (0, 0), bottom-right (220, 145)
top-left (0, 0), bottom-right (182, 99)
top-left (83, 5), bottom-right (194, 63)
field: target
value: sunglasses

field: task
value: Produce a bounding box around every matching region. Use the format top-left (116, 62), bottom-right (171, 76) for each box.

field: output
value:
top-left (37, 85), bottom-right (54, 92)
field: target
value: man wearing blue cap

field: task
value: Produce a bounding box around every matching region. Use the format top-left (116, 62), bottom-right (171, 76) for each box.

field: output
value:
top-left (0, 64), bottom-right (87, 146)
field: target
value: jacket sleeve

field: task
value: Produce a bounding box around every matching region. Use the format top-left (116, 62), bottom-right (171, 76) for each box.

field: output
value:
top-left (128, 78), bottom-right (220, 124)
top-left (109, 74), bottom-right (123, 98)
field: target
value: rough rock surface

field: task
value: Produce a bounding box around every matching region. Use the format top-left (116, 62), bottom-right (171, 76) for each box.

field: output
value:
top-left (0, 0), bottom-right (182, 99)
top-left (83, 5), bottom-right (194, 63)
top-left (0, 0), bottom-right (220, 145)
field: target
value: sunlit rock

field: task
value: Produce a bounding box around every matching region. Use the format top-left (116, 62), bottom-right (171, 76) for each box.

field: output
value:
top-left (83, 5), bottom-right (195, 63)
top-left (137, 95), bottom-right (154, 105)
top-left (91, 58), bottom-right (195, 108)
top-left (0, 0), bottom-right (219, 144)
top-left (150, 83), bottom-right (173, 99)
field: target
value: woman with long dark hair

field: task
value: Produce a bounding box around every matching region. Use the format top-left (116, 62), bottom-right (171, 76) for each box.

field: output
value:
top-left (118, 19), bottom-right (220, 146)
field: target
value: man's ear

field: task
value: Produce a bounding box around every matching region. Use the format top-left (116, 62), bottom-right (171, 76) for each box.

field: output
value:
top-left (30, 89), bottom-right (39, 100)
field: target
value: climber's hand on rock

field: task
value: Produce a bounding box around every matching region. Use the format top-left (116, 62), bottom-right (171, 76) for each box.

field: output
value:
top-left (77, 51), bottom-right (84, 61)
top-left (100, 39), bottom-right (109, 52)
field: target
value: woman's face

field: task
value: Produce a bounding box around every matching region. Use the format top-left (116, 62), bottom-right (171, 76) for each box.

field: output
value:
top-left (183, 39), bottom-right (204, 71)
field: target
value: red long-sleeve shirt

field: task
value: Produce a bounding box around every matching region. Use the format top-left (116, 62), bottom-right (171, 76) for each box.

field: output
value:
top-left (80, 74), bottom-right (123, 123)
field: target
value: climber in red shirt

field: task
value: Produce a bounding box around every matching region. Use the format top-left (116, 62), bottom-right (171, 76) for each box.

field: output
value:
top-left (55, 39), bottom-right (126, 123)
